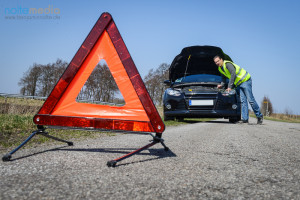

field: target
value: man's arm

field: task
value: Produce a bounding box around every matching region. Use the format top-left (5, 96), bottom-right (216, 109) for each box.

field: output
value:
top-left (219, 75), bottom-right (226, 88)
top-left (225, 63), bottom-right (236, 89)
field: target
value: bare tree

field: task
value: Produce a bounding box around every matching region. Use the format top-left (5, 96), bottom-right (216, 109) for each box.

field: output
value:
top-left (38, 63), bottom-right (54, 97)
top-left (144, 69), bottom-right (156, 102)
top-left (101, 64), bottom-right (118, 102)
top-left (156, 63), bottom-right (169, 105)
top-left (38, 59), bottom-right (68, 96)
top-left (53, 59), bottom-right (68, 83)
top-left (260, 96), bottom-right (273, 116)
top-left (19, 58), bottom-right (162, 107)
top-left (18, 63), bottom-right (42, 96)
top-left (144, 63), bottom-right (169, 106)
top-left (78, 63), bottom-right (119, 103)
top-left (19, 59), bottom-right (67, 97)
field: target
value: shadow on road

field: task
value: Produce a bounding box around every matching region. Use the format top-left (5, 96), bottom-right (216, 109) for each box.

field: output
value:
top-left (6, 145), bottom-right (68, 162)
top-left (205, 121), bottom-right (263, 125)
top-left (203, 120), bottom-right (231, 124)
top-left (5, 144), bottom-right (177, 167)
top-left (173, 118), bottom-right (235, 124)
top-left (116, 148), bottom-right (177, 167)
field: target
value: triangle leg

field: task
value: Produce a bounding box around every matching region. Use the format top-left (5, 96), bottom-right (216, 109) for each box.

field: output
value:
top-left (2, 126), bottom-right (73, 162)
top-left (107, 133), bottom-right (168, 167)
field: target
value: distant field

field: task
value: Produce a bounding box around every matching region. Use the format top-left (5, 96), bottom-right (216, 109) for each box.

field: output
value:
top-left (0, 96), bottom-right (42, 115)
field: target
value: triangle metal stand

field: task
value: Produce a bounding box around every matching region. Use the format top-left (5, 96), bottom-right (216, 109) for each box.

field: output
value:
top-left (2, 125), bottom-right (73, 162)
top-left (107, 132), bottom-right (169, 167)
top-left (2, 126), bottom-right (168, 167)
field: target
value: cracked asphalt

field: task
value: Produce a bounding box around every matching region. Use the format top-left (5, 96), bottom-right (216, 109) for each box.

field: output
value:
top-left (1, 118), bottom-right (300, 199)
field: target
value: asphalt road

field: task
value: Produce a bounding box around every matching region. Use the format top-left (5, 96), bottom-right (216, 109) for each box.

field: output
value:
top-left (1, 118), bottom-right (300, 199)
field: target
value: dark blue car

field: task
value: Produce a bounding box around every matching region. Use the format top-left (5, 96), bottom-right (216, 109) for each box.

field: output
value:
top-left (163, 46), bottom-right (241, 123)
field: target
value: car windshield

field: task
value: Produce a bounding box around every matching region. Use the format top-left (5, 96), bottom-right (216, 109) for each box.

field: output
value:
top-left (174, 74), bottom-right (222, 83)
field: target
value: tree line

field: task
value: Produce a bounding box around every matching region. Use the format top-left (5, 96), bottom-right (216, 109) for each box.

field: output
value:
top-left (77, 62), bottom-right (120, 103)
top-left (18, 59), bottom-right (168, 105)
top-left (19, 59), bottom-right (68, 97)
top-left (18, 58), bottom-right (272, 113)
top-left (143, 63), bottom-right (169, 106)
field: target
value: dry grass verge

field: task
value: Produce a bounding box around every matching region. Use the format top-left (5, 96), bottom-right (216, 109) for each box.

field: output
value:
top-left (250, 112), bottom-right (300, 123)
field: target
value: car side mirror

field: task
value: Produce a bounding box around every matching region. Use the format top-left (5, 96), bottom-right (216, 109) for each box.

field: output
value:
top-left (164, 80), bottom-right (171, 86)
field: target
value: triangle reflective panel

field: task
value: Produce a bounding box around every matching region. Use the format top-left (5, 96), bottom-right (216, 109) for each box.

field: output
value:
top-left (33, 12), bottom-right (165, 134)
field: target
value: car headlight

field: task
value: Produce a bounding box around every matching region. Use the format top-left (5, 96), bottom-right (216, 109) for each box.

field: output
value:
top-left (166, 88), bottom-right (181, 96)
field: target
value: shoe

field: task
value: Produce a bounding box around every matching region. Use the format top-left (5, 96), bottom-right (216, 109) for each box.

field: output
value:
top-left (238, 120), bottom-right (248, 124)
top-left (257, 116), bottom-right (263, 124)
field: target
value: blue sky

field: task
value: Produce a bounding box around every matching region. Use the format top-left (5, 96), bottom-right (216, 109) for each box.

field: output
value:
top-left (1, 0), bottom-right (300, 114)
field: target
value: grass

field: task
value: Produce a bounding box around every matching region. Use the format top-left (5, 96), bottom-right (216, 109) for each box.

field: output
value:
top-left (0, 96), bottom-right (44, 106)
top-left (0, 98), bottom-right (212, 150)
top-left (0, 114), bottom-right (112, 151)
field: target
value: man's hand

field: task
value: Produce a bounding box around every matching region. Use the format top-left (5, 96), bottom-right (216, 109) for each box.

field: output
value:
top-left (217, 84), bottom-right (223, 89)
top-left (226, 88), bottom-right (232, 92)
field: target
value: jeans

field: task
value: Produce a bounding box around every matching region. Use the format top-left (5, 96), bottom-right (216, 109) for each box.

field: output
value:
top-left (238, 78), bottom-right (263, 120)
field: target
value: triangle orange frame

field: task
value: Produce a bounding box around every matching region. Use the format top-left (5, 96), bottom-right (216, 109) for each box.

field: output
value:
top-left (33, 12), bottom-right (165, 134)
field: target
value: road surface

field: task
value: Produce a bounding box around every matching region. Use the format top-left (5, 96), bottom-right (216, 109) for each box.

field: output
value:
top-left (1, 118), bottom-right (300, 199)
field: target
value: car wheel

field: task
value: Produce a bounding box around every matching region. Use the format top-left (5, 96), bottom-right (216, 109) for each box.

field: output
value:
top-left (164, 114), bottom-right (175, 121)
top-left (229, 117), bottom-right (240, 123)
top-left (176, 117), bottom-right (184, 122)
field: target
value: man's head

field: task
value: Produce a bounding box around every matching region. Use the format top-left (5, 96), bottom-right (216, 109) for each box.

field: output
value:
top-left (213, 55), bottom-right (224, 67)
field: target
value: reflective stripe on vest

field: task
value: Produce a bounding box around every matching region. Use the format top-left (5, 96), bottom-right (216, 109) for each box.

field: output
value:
top-left (218, 60), bottom-right (251, 86)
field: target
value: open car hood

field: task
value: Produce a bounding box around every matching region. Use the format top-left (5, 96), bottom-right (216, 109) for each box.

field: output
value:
top-left (169, 46), bottom-right (233, 82)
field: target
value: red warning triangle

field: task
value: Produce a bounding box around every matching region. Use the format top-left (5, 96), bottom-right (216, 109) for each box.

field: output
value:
top-left (33, 12), bottom-right (165, 133)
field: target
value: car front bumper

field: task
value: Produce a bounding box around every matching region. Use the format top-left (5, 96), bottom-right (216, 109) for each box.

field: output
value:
top-left (164, 109), bottom-right (239, 118)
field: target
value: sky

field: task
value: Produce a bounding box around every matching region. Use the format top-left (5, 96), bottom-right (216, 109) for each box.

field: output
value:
top-left (1, 0), bottom-right (300, 114)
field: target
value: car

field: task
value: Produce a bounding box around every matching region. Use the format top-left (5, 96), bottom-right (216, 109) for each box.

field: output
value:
top-left (163, 45), bottom-right (241, 123)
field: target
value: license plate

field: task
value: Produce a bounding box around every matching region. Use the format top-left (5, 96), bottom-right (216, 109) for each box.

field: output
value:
top-left (189, 100), bottom-right (214, 106)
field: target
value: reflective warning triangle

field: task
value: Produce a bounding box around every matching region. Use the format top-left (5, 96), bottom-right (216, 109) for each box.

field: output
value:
top-left (33, 12), bottom-right (165, 133)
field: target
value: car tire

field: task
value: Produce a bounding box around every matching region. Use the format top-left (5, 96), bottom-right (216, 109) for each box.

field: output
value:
top-left (164, 114), bottom-right (175, 121)
top-left (229, 117), bottom-right (240, 123)
top-left (176, 117), bottom-right (184, 122)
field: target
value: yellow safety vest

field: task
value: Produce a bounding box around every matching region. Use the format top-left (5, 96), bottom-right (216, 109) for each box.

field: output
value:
top-left (218, 60), bottom-right (251, 86)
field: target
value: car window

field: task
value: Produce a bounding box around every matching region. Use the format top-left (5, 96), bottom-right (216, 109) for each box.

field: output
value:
top-left (175, 74), bottom-right (223, 83)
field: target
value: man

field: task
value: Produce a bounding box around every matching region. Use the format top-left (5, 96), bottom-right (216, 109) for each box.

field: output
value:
top-left (213, 55), bottom-right (263, 124)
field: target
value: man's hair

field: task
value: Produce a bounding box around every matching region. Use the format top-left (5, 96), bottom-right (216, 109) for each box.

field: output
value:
top-left (213, 54), bottom-right (223, 60)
